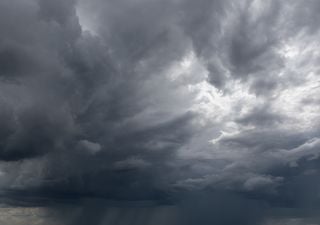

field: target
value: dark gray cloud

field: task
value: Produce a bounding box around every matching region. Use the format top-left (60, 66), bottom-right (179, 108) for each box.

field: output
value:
top-left (1, 0), bottom-right (320, 224)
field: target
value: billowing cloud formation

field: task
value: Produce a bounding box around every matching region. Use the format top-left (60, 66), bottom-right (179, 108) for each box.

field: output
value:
top-left (1, 0), bottom-right (320, 224)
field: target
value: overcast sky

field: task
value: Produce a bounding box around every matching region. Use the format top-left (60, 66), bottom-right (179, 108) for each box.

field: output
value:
top-left (1, 0), bottom-right (320, 224)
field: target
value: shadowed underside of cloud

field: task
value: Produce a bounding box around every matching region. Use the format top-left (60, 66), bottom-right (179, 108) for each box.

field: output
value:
top-left (1, 0), bottom-right (320, 224)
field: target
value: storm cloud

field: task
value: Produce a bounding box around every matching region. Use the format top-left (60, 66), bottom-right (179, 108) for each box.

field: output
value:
top-left (1, 0), bottom-right (320, 224)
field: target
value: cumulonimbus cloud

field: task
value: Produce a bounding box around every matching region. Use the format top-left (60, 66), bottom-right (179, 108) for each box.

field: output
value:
top-left (1, 0), bottom-right (320, 224)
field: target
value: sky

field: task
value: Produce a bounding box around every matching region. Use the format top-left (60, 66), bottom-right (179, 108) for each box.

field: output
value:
top-left (1, 0), bottom-right (320, 224)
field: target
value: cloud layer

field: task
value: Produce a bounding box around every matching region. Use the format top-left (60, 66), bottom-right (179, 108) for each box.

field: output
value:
top-left (1, 0), bottom-right (320, 224)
